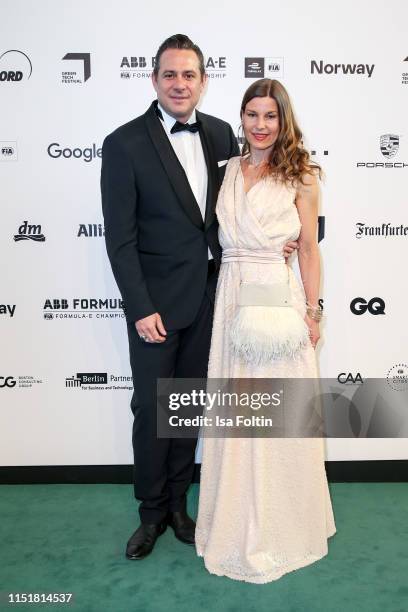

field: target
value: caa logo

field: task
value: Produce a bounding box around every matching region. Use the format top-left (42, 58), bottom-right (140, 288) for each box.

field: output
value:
top-left (0, 376), bottom-right (16, 388)
top-left (350, 297), bottom-right (385, 315)
top-left (337, 373), bottom-right (364, 384)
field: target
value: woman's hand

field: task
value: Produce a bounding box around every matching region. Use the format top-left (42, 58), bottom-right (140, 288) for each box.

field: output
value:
top-left (305, 314), bottom-right (320, 349)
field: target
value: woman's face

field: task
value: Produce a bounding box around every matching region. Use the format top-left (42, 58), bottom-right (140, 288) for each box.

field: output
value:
top-left (241, 96), bottom-right (280, 152)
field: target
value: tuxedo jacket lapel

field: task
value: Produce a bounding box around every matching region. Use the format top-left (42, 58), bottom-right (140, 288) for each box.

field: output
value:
top-left (197, 111), bottom-right (219, 231)
top-left (145, 102), bottom-right (203, 229)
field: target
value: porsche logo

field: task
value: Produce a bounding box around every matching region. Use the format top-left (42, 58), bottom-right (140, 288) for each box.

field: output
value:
top-left (380, 134), bottom-right (399, 158)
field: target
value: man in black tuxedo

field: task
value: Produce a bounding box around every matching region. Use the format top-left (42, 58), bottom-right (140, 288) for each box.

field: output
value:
top-left (101, 34), bottom-right (239, 560)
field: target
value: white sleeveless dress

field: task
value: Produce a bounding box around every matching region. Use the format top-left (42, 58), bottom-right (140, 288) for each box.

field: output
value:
top-left (195, 156), bottom-right (336, 583)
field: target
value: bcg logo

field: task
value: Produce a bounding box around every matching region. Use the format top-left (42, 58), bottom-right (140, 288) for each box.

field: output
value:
top-left (0, 376), bottom-right (16, 388)
top-left (350, 297), bottom-right (385, 315)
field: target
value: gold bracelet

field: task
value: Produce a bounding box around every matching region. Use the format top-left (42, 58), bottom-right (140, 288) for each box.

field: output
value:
top-left (306, 303), bottom-right (323, 322)
top-left (306, 309), bottom-right (323, 322)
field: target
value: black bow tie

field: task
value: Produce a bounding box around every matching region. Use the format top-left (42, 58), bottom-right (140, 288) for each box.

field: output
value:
top-left (154, 103), bottom-right (200, 135)
top-left (170, 120), bottom-right (200, 135)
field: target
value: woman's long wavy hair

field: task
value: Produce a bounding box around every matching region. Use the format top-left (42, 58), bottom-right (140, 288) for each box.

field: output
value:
top-left (240, 79), bottom-right (321, 186)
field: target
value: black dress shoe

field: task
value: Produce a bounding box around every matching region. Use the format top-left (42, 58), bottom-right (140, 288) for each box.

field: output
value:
top-left (167, 509), bottom-right (196, 545)
top-left (125, 522), bottom-right (167, 560)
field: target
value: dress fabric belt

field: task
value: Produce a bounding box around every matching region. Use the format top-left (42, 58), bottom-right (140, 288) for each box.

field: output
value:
top-left (221, 248), bottom-right (285, 265)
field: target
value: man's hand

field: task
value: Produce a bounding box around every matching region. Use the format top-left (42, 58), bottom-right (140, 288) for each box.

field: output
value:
top-left (283, 240), bottom-right (299, 259)
top-left (135, 313), bottom-right (167, 343)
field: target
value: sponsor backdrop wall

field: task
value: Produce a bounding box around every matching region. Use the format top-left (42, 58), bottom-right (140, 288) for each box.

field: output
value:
top-left (1, 0), bottom-right (407, 468)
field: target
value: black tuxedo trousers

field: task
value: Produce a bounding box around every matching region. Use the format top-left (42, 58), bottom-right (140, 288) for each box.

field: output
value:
top-left (127, 267), bottom-right (216, 523)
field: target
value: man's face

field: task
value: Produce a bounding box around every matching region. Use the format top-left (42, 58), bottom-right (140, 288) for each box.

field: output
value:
top-left (152, 49), bottom-right (206, 122)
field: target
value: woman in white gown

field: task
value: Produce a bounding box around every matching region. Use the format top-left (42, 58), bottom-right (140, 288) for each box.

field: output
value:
top-left (195, 79), bottom-right (336, 583)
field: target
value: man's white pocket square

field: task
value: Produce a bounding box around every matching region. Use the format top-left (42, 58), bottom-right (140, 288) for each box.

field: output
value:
top-left (217, 159), bottom-right (228, 167)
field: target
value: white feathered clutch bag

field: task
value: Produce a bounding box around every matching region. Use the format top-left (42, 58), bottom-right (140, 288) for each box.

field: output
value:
top-left (230, 281), bottom-right (309, 365)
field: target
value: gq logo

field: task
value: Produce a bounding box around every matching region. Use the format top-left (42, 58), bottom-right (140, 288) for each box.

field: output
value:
top-left (0, 376), bottom-right (16, 388)
top-left (350, 297), bottom-right (385, 315)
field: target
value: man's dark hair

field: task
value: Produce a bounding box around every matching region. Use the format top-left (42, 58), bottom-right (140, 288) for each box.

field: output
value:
top-left (153, 34), bottom-right (205, 77)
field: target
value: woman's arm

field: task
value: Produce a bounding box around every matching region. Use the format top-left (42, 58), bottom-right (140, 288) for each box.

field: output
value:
top-left (295, 172), bottom-right (321, 347)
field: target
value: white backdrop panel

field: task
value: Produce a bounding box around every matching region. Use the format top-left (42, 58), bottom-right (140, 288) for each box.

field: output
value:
top-left (1, 0), bottom-right (407, 465)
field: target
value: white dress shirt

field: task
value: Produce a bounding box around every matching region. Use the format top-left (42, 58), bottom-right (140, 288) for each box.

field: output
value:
top-left (157, 103), bottom-right (212, 259)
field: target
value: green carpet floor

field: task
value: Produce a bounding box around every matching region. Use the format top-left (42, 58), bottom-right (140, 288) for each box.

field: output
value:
top-left (0, 483), bottom-right (407, 612)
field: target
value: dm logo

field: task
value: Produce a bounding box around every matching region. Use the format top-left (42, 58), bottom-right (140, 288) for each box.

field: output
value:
top-left (14, 220), bottom-right (46, 242)
top-left (380, 134), bottom-right (399, 158)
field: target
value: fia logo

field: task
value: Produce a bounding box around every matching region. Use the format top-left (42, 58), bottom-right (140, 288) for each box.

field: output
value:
top-left (0, 141), bottom-right (18, 161)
